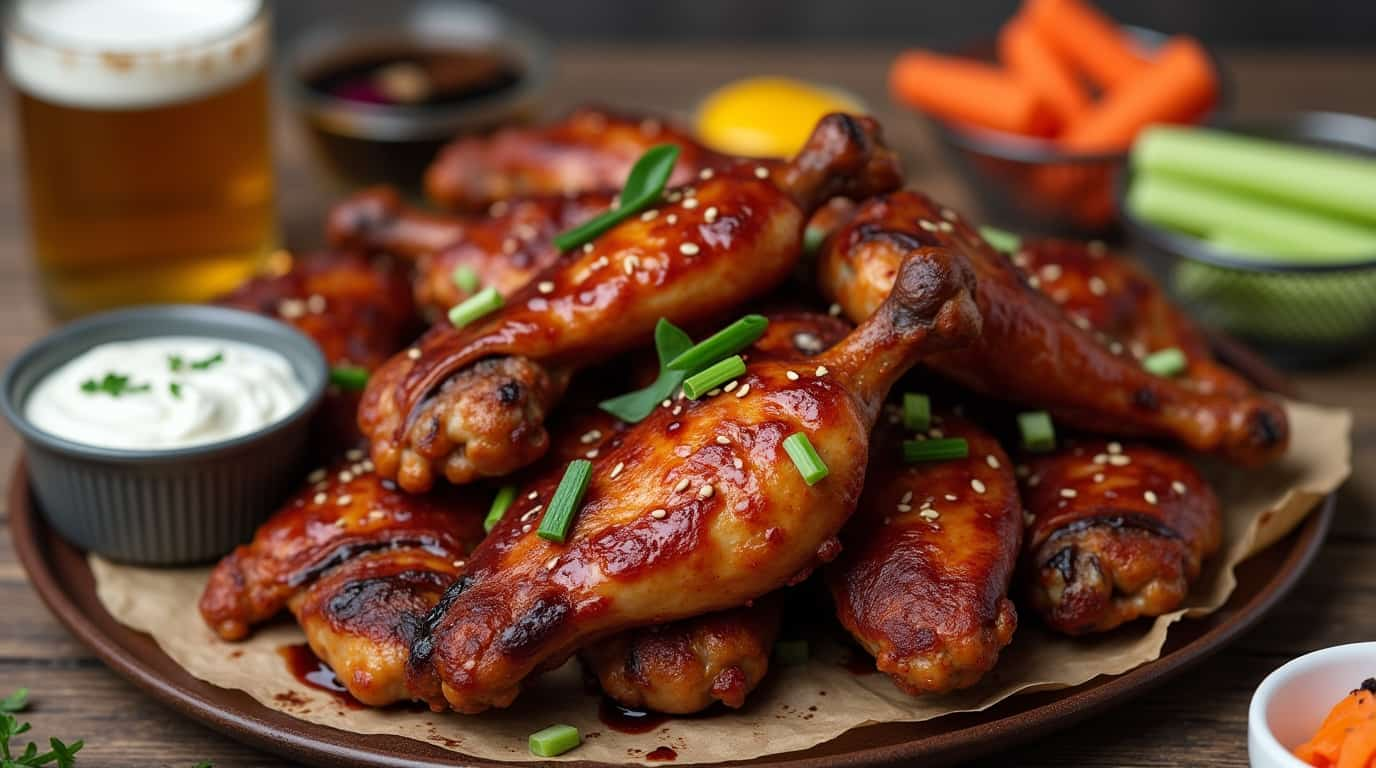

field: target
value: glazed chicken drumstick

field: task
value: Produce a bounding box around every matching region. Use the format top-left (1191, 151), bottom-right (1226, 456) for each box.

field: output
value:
top-left (817, 191), bottom-right (1289, 466)
top-left (827, 407), bottom-right (1021, 695)
top-left (361, 113), bottom-right (902, 492)
top-left (424, 106), bottom-right (734, 210)
top-left (405, 243), bottom-right (980, 714)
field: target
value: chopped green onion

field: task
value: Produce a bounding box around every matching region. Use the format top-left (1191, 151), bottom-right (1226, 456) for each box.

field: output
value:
top-left (79, 372), bottom-right (150, 397)
top-left (537, 459), bottom-right (593, 543)
top-left (168, 382), bottom-right (182, 399)
top-left (682, 355), bottom-right (746, 399)
top-left (598, 319), bottom-right (693, 423)
top-left (528, 724), bottom-right (581, 757)
top-left (783, 432), bottom-right (829, 485)
top-left (329, 365), bottom-right (369, 391)
top-left (1142, 347), bottom-right (1188, 377)
top-left (665, 314), bottom-right (769, 372)
top-left (774, 639), bottom-right (810, 666)
top-left (190, 351), bottom-right (224, 371)
top-left (484, 485), bottom-right (517, 533)
top-left (979, 225), bottom-right (1021, 254)
top-left (902, 392), bottom-right (931, 432)
top-left (902, 437), bottom-right (969, 463)
top-left (1018, 411), bottom-right (1056, 453)
top-left (448, 286), bottom-right (503, 328)
top-left (553, 144), bottom-right (681, 252)
top-left (451, 264), bottom-right (481, 294)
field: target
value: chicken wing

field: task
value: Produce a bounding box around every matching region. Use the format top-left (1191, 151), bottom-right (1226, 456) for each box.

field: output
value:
top-left (362, 113), bottom-right (903, 492)
top-left (1019, 439), bottom-right (1222, 635)
top-left (325, 185), bottom-right (612, 318)
top-left (816, 191), bottom-right (1289, 466)
top-left (424, 106), bottom-right (734, 210)
top-left (404, 239), bottom-right (980, 714)
top-left (827, 408), bottom-right (1020, 695)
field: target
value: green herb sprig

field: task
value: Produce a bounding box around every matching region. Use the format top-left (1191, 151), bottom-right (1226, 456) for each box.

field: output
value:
top-left (0, 688), bottom-right (84, 767)
top-left (597, 319), bottom-right (694, 423)
top-left (552, 145), bottom-right (680, 252)
top-left (167, 351), bottom-right (224, 372)
top-left (79, 373), bottom-right (150, 397)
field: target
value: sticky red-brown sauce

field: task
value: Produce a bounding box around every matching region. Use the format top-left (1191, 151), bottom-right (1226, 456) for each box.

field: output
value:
top-left (646, 746), bottom-right (678, 761)
top-left (278, 643), bottom-right (363, 709)
top-left (598, 699), bottom-right (670, 734)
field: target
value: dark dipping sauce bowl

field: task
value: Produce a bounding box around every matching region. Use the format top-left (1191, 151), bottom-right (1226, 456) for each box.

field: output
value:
top-left (287, 0), bottom-right (548, 192)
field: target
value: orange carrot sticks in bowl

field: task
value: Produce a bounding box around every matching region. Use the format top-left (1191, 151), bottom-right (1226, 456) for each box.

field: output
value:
top-left (1293, 679), bottom-right (1376, 767)
top-left (998, 16), bottom-right (1090, 125)
top-left (889, 51), bottom-right (1059, 136)
top-left (1024, 0), bottom-right (1150, 89)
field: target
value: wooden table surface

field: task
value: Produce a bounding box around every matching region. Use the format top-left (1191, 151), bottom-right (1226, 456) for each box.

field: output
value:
top-left (2, 45), bottom-right (1374, 768)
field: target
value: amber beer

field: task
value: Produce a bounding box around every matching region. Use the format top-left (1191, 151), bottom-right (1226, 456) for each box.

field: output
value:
top-left (5, 0), bottom-right (277, 318)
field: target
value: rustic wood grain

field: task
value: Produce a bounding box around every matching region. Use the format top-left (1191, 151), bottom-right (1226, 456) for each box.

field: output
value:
top-left (1, 46), bottom-right (1373, 767)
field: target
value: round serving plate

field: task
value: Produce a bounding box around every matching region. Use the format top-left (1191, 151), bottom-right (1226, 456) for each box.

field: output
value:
top-left (10, 463), bottom-right (1334, 768)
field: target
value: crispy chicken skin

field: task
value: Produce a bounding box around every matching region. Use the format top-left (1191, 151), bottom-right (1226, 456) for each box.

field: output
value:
top-left (326, 186), bottom-right (613, 318)
top-left (424, 106), bottom-right (734, 210)
top-left (405, 242), bottom-right (981, 714)
top-left (361, 113), bottom-right (903, 492)
top-left (816, 191), bottom-right (1289, 466)
top-left (1019, 440), bottom-right (1222, 635)
top-left (198, 456), bottom-right (484, 643)
top-left (828, 409), bottom-right (1020, 695)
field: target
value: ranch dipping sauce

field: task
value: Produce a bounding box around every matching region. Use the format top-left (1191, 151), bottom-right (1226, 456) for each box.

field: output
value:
top-left (25, 336), bottom-right (307, 451)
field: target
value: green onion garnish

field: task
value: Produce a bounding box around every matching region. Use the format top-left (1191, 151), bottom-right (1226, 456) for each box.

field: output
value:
top-left (537, 459), bottom-right (593, 543)
top-left (902, 437), bottom-right (969, 463)
top-left (552, 145), bottom-right (680, 252)
top-left (1142, 347), bottom-right (1187, 377)
top-left (682, 355), bottom-right (746, 399)
top-left (1018, 411), bottom-right (1056, 453)
top-left (168, 382), bottom-right (182, 399)
top-left (79, 372), bottom-right (150, 397)
top-left (783, 432), bottom-right (829, 485)
top-left (451, 264), bottom-right (481, 294)
top-left (528, 724), bottom-right (581, 757)
top-left (774, 639), bottom-right (810, 666)
top-left (484, 485), bottom-right (517, 533)
top-left (329, 365), bottom-right (369, 391)
top-left (979, 225), bottom-right (1021, 254)
top-left (598, 319), bottom-right (693, 423)
top-left (665, 314), bottom-right (768, 372)
top-left (448, 286), bottom-right (504, 328)
top-left (902, 392), bottom-right (931, 432)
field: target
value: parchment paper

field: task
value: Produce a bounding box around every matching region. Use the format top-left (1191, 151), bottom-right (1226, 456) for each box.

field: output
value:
top-left (91, 401), bottom-right (1351, 765)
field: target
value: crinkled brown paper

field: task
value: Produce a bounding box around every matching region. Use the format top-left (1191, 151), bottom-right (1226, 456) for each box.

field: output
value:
top-left (92, 401), bottom-right (1350, 764)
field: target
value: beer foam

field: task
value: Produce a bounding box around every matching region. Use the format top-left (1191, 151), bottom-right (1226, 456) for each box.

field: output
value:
top-left (5, 0), bottom-right (266, 109)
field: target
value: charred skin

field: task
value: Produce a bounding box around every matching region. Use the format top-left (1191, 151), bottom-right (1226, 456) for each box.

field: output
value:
top-left (817, 190), bottom-right (1289, 466)
top-left (423, 106), bottom-right (736, 211)
top-left (1020, 440), bottom-right (1222, 635)
top-left (325, 185), bottom-right (614, 319)
top-left (827, 409), bottom-right (1020, 695)
top-left (405, 244), bottom-right (979, 714)
top-left (362, 113), bottom-right (903, 493)
top-left (197, 456), bottom-right (485, 643)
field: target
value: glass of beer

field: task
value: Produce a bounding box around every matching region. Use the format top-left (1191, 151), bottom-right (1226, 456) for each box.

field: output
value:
top-left (5, 0), bottom-right (278, 319)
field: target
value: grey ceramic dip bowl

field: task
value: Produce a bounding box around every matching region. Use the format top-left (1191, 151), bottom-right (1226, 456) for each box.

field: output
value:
top-left (1, 305), bottom-right (327, 564)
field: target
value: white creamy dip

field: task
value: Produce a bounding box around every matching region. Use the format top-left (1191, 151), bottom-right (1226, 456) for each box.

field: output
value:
top-left (25, 336), bottom-right (306, 450)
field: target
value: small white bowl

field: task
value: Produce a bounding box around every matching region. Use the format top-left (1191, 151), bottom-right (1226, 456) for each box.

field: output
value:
top-left (1249, 642), bottom-right (1376, 768)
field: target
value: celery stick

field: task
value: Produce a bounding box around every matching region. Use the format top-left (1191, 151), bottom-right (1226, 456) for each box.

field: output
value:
top-left (1127, 174), bottom-right (1376, 263)
top-left (1134, 126), bottom-right (1376, 227)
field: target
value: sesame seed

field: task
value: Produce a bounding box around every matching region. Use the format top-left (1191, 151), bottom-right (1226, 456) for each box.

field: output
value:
top-left (307, 468), bottom-right (326, 483)
top-left (679, 243), bottom-right (701, 256)
top-left (945, 493), bottom-right (958, 502)
top-left (1028, 474), bottom-right (1041, 487)
top-left (1093, 473), bottom-right (1105, 483)
top-left (703, 388), bottom-right (720, 397)
top-left (815, 365), bottom-right (829, 377)
top-left (986, 454), bottom-right (1001, 469)
top-left (716, 435), bottom-right (731, 445)
top-left (583, 243), bottom-right (595, 254)
top-left (452, 559), bottom-right (465, 568)
top-left (1040, 264), bottom-right (1063, 281)
top-left (754, 166), bottom-right (770, 179)
top-left (1089, 276), bottom-right (1108, 296)
top-left (337, 494), bottom-right (353, 506)
top-left (675, 478), bottom-right (691, 493)
top-left (1144, 490), bottom-right (1159, 505)
top-left (1172, 481), bottom-right (1187, 495)
top-left (683, 198), bottom-right (699, 209)
top-left (338, 470), bottom-right (354, 483)
top-left (828, 303), bottom-right (842, 317)
top-left (334, 518), bottom-right (347, 528)
top-left (641, 209), bottom-right (659, 222)
top-left (1109, 455), bottom-right (1131, 466)
top-left (919, 220), bottom-right (939, 232)
top-left (699, 168), bottom-right (715, 180)
top-left (527, 490), bottom-right (539, 500)
top-left (462, 658), bottom-right (476, 671)
top-left (786, 370), bottom-right (800, 381)
top-left (1027, 275), bottom-right (1041, 289)
top-left (1093, 453), bottom-right (1110, 465)
top-left (610, 462), bottom-right (625, 479)
top-left (580, 429), bottom-right (602, 444)
top-left (971, 479), bottom-right (987, 494)
top-left (735, 384), bottom-right (751, 398)
top-left (521, 523), bottom-right (532, 533)
top-left (723, 380), bottom-right (738, 392)
top-left (666, 191), bottom-right (682, 203)
top-left (661, 399), bottom-right (672, 408)
top-left (1107, 442), bottom-right (1123, 454)
top-left (650, 508), bottom-right (667, 519)
top-left (704, 206), bottom-right (719, 222)
top-left (1060, 488), bottom-right (1078, 498)
top-left (1109, 341), bottom-right (1125, 355)
top-left (938, 220), bottom-right (954, 232)
top-left (698, 484), bottom-right (715, 499)
top-left (732, 457), bottom-right (744, 469)
top-left (591, 255), bottom-right (609, 269)
top-left (941, 207), bottom-right (958, 221)
top-left (586, 448), bottom-right (600, 458)
top-left (313, 492), bottom-right (327, 505)
top-left (278, 298), bottom-right (305, 319)
top-left (896, 503), bottom-right (912, 512)
top-left (406, 347), bottom-right (421, 360)
top-left (900, 491), bottom-right (914, 504)
top-left (306, 294), bottom-right (327, 314)
top-left (623, 256), bottom-right (639, 274)
top-left (545, 556), bottom-right (559, 570)
top-left (671, 405), bottom-right (682, 416)
top-left (920, 509), bottom-right (941, 521)
top-left (538, 281), bottom-right (555, 294)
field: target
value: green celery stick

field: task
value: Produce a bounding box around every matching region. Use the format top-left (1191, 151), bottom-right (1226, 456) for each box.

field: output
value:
top-left (1134, 126), bottom-right (1376, 227)
top-left (1127, 173), bottom-right (1376, 263)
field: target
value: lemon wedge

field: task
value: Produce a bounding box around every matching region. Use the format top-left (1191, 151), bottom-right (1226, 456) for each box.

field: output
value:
top-left (696, 76), bottom-right (865, 158)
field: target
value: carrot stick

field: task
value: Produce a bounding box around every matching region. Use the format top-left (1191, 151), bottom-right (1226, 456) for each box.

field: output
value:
top-left (1060, 36), bottom-right (1217, 152)
top-left (889, 50), bottom-right (1059, 136)
top-left (1024, 0), bottom-right (1151, 89)
top-left (1295, 688), bottom-right (1376, 767)
top-left (998, 16), bottom-right (1090, 126)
